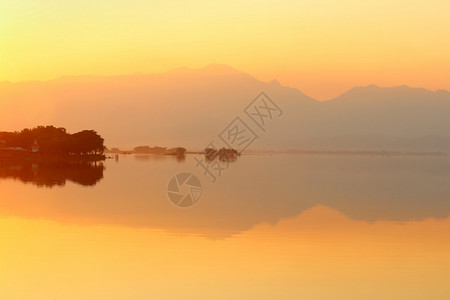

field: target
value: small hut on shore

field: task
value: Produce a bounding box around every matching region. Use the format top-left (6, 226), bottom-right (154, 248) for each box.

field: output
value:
top-left (32, 140), bottom-right (40, 153)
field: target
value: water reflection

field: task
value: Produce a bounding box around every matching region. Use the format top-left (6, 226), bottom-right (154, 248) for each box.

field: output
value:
top-left (1, 155), bottom-right (448, 299)
top-left (0, 154), bottom-right (449, 238)
top-left (133, 153), bottom-right (186, 162)
top-left (0, 159), bottom-right (104, 187)
top-left (2, 206), bottom-right (448, 299)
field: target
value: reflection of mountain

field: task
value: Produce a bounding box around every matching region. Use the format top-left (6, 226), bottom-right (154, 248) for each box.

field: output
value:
top-left (0, 65), bottom-right (449, 151)
top-left (0, 155), bottom-right (448, 238)
top-left (0, 160), bottom-right (104, 187)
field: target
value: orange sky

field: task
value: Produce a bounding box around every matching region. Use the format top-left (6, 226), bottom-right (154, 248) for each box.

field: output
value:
top-left (1, 0), bottom-right (449, 100)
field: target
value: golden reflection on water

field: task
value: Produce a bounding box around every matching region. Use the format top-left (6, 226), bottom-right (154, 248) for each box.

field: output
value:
top-left (0, 206), bottom-right (449, 300)
top-left (1, 154), bottom-right (449, 299)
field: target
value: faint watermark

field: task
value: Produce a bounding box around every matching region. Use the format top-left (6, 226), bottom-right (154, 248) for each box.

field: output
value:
top-left (167, 91), bottom-right (283, 207)
top-left (194, 91), bottom-right (283, 183)
top-left (218, 117), bottom-right (258, 152)
top-left (245, 92), bottom-right (283, 132)
top-left (167, 173), bottom-right (202, 207)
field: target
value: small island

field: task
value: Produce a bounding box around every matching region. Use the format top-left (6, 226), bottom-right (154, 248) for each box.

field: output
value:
top-left (132, 146), bottom-right (186, 156)
top-left (105, 145), bottom-right (241, 162)
top-left (204, 147), bottom-right (240, 162)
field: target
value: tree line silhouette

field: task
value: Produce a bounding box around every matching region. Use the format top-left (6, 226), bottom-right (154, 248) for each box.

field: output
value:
top-left (0, 126), bottom-right (105, 155)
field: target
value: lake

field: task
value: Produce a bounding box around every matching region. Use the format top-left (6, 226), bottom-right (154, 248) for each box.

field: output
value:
top-left (1, 154), bottom-right (449, 299)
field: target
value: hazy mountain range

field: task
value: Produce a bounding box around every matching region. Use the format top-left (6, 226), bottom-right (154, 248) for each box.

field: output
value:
top-left (1, 64), bottom-right (449, 152)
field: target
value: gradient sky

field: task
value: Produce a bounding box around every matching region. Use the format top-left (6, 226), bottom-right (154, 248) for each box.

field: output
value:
top-left (1, 0), bottom-right (449, 100)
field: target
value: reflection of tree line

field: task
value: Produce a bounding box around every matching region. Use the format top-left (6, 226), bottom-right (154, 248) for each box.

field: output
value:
top-left (0, 159), bottom-right (104, 187)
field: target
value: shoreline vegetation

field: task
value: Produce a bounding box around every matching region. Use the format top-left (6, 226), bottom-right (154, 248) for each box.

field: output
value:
top-left (105, 146), bottom-right (242, 161)
top-left (105, 148), bottom-right (449, 157)
top-left (2, 126), bottom-right (447, 163)
top-left (0, 126), bottom-right (106, 162)
top-left (0, 152), bottom-right (106, 163)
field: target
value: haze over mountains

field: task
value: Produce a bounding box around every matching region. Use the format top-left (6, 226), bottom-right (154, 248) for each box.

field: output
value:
top-left (1, 65), bottom-right (449, 152)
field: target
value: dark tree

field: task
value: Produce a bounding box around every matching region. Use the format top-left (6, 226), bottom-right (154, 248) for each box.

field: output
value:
top-left (0, 126), bottom-right (105, 155)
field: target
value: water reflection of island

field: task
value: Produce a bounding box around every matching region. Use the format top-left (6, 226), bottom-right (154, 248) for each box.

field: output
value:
top-left (133, 153), bottom-right (186, 162)
top-left (0, 160), bottom-right (104, 187)
top-left (1, 155), bottom-right (449, 239)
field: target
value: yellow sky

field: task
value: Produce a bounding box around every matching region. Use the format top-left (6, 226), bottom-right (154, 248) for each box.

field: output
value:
top-left (1, 0), bottom-right (449, 100)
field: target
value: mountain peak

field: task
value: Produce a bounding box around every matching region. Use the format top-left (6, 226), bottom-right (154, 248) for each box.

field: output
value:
top-left (270, 79), bottom-right (281, 86)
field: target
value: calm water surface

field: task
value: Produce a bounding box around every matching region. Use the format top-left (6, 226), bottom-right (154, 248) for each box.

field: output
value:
top-left (0, 154), bottom-right (449, 299)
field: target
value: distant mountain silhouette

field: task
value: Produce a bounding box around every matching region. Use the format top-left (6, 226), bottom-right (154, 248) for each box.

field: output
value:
top-left (0, 65), bottom-right (449, 151)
